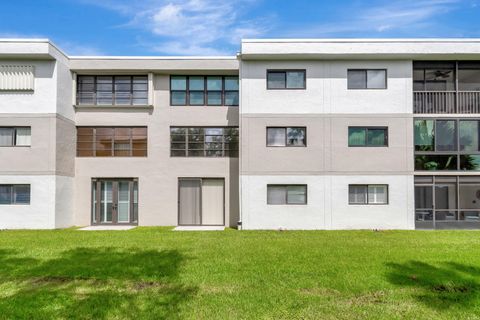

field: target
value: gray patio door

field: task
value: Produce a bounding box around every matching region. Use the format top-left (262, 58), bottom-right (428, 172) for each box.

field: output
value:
top-left (92, 179), bottom-right (138, 225)
top-left (178, 178), bottom-right (224, 226)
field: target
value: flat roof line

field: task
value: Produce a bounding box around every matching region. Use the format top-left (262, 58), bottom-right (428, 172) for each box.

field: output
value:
top-left (242, 38), bottom-right (480, 43)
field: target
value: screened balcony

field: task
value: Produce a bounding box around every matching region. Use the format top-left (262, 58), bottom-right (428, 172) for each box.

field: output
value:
top-left (413, 61), bottom-right (480, 114)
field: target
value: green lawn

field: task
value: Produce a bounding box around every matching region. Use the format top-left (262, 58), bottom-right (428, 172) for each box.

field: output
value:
top-left (0, 228), bottom-right (479, 319)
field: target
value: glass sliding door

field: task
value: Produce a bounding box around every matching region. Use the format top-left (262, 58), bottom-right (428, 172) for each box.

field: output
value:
top-left (178, 178), bottom-right (225, 226)
top-left (92, 179), bottom-right (138, 225)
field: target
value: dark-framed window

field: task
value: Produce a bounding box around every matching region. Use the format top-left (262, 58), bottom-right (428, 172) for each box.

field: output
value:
top-left (267, 185), bottom-right (307, 205)
top-left (0, 127), bottom-right (31, 146)
top-left (413, 62), bottom-right (456, 91)
top-left (348, 127), bottom-right (388, 147)
top-left (414, 118), bottom-right (480, 170)
top-left (349, 184), bottom-right (388, 205)
top-left (170, 76), bottom-right (239, 106)
top-left (76, 127), bottom-right (147, 157)
top-left (347, 69), bottom-right (387, 89)
top-left (76, 75), bottom-right (148, 106)
top-left (267, 127), bottom-right (306, 147)
top-left (267, 70), bottom-right (306, 89)
top-left (170, 127), bottom-right (239, 157)
top-left (0, 184), bottom-right (30, 205)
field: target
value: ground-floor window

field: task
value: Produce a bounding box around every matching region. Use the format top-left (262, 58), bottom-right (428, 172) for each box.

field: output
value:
top-left (415, 176), bottom-right (480, 229)
top-left (0, 184), bottom-right (30, 204)
top-left (91, 178), bottom-right (138, 225)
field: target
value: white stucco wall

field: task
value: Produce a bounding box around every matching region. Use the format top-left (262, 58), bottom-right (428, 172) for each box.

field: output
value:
top-left (240, 60), bottom-right (412, 114)
top-left (240, 175), bottom-right (414, 230)
top-left (0, 175), bottom-right (56, 229)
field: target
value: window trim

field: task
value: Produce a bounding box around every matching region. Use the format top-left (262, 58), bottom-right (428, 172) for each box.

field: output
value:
top-left (0, 127), bottom-right (31, 147)
top-left (347, 69), bottom-right (388, 90)
top-left (266, 69), bottom-right (307, 90)
top-left (267, 184), bottom-right (308, 205)
top-left (0, 184), bottom-right (31, 205)
top-left (170, 126), bottom-right (239, 157)
top-left (169, 75), bottom-right (239, 106)
top-left (76, 126), bottom-right (148, 157)
top-left (348, 184), bottom-right (389, 205)
top-left (348, 126), bottom-right (388, 147)
top-left (266, 127), bottom-right (307, 147)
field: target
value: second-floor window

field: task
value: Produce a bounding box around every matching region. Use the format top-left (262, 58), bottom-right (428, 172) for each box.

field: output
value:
top-left (347, 69), bottom-right (387, 89)
top-left (414, 118), bottom-right (480, 170)
top-left (77, 76), bottom-right (148, 106)
top-left (170, 127), bottom-right (239, 157)
top-left (76, 127), bottom-right (147, 157)
top-left (267, 70), bottom-right (306, 89)
top-left (170, 76), bottom-right (239, 106)
top-left (0, 127), bottom-right (31, 146)
top-left (267, 127), bottom-right (306, 147)
top-left (348, 127), bottom-right (388, 147)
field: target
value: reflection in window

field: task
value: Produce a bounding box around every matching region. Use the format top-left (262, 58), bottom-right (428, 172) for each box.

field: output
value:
top-left (267, 70), bottom-right (306, 89)
top-left (348, 127), bottom-right (387, 147)
top-left (170, 127), bottom-right (239, 157)
top-left (267, 127), bottom-right (306, 147)
top-left (170, 76), bottom-right (239, 106)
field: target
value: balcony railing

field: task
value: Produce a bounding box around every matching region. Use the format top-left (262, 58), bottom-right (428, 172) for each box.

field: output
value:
top-left (414, 91), bottom-right (480, 114)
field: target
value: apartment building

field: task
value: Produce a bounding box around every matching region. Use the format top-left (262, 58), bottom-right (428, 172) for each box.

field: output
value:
top-left (1, 39), bottom-right (480, 230)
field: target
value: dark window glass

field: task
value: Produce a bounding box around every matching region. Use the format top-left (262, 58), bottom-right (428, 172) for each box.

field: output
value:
top-left (0, 185), bottom-right (30, 205)
top-left (459, 120), bottom-right (479, 152)
top-left (77, 75), bottom-right (148, 106)
top-left (436, 120), bottom-right (457, 151)
top-left (460, 155), bottom-right (480, 170)
top-left (348, 69), bottom-right (386, 89)
top-left (76, 127), bottom-right (147, 157)
top-left (413, 62), bottom-right (455, 91)
top-left (170, 127), bottom-right (238, 157)
top-left (267, 70), bottom-right (306, 89)
top-left (415, 186), bottom-right (433, 209)
top-left (415, 155), bottom-right (457, 170)
top-left (170, 76), bottom-right (238, 106)
top-left (414, 120), bottom-right (435, 151)
top-left (348, 127), bottom-right (387, 147)
top-left (267, 127), bottom-right (306, 147)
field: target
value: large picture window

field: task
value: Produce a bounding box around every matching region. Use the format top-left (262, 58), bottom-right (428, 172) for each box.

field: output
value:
top-left (170, 76), bottom-right (239, 106)
top-left (0, 127), bottom-right (31, 146)
top-left (170, 127), bottom-right (239, 157)
top-left (77, 127), bottom-right (147, 157)
top-left (414, 118), bottom-right (480, 170)
top-left (77, 75), bottom-right (148, 106)
top-left (267, 185), bottom-right (307, 205)
top-left (0, 184), bottom-right (30, 205)
top-left (266, 127), bottom-right (306, 147)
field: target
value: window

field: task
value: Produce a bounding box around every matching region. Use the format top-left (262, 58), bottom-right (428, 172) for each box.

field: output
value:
top-left (0, 185), bottom-right (30, 205)
top-left (266, 127), bottom-right (306, 147)
top-left (348, 127), bottom-right (387, 147)
top-left (347, 69), bottom-right (387, 89)
top-left (267, 185), bottom-right (307, 205)
top-left (267, 70), bottom-right (306, 89)
top-left (414, 118), bottom-right (480, 170)
top-left (170, 76), bottom-right (239, 106)
top-left (349, 185), bottom-right (388, 205)
top-left (76, 127), bottom-right (147, 157)
top-left (413, 62), bottom-right (455, 91)
top-left (170, 127), bottom-right (239, 157)
top-left (77, 75), bottom-right (148, 106)
top-left (0, 127), bottom-right (31, 146)
top-left (0, 65), bottom-right (34, 91)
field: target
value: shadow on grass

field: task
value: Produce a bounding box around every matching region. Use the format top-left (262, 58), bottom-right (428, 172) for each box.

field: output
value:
top-left (386, 260), bottom-right (480, 311)
top-left (0, 248), bottom-right (197, 319)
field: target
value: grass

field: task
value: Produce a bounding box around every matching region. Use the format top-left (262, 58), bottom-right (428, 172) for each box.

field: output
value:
top-left (0, 228), bottom-right (480, 319)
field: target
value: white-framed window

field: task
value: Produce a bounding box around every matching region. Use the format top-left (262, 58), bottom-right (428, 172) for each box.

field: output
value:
top-left (0, 127), bottom-right (31, 146)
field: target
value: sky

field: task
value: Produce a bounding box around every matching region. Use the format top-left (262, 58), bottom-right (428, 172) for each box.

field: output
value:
top-left (0, 0), bottom-right (479, 56)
